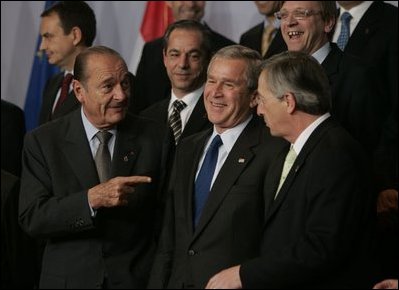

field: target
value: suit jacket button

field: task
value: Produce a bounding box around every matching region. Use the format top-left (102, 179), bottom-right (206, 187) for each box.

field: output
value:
top-left (188, 249), bottom-right (196, 256)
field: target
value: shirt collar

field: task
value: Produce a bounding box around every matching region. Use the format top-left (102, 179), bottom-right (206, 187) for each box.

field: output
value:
top-left (209, 114), bottom-right (253, 154)
top-left (168, 85), bottom-right (205, 111)
top-left (80, 107), bottom-right (117, 142)
top-left (312, 42), bottom-right (331, 64)
top-left (292, 113), bottom-right (330, 155)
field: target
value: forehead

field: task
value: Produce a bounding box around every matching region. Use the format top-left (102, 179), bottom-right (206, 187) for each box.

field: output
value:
top-left (209, 58), bottom-right (247, 80)
top-left (282, 1), bottom-right (320, 10)
top-left (167, 29), bottom-right (203, 48)
top-left (86, 54), bottom-right (126, 76)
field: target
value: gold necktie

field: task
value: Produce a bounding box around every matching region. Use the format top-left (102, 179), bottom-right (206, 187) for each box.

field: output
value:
top-left (261, 25), bottom-right (276, 56)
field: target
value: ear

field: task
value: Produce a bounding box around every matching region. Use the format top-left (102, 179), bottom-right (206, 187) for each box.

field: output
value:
top-left (249, 90), bottom-right (258, 108)
top-left (284, 92), bottom-right (296, 114)
top-left (71, 26), bottom-right (83, 46)
top-left (324, 18), bottom-right (335, 34)
top-left (73, 79), bottom-right (85, 103)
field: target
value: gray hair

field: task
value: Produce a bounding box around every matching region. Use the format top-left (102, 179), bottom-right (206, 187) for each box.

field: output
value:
top-left (260, 51), bottom-right (331, 115)
top-left (208, 45), bottom-right (262, 92)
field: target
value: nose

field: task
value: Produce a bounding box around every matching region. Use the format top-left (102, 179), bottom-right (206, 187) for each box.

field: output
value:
top-left (178, 54), bottom-right (189, 69)
top-left (39, 37), bottom-right (46, 51)
top-left (113, 83), bottom-right (128, 102)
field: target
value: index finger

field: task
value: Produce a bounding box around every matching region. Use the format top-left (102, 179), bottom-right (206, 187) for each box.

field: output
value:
top-left (119, 175), bottom-right (152, 185)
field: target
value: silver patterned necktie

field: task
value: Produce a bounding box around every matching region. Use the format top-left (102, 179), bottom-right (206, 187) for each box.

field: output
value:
top-left (95, 131), bottom-right (112, 183)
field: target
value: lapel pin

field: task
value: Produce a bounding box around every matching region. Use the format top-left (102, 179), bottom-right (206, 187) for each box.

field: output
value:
top-left (238, 158), bottom-right (245, 163)
top-left (123, 156), bottom-right (129, 162)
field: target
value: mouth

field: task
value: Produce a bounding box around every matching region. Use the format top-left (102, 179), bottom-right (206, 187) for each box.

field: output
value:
top-left (210, 101), bottom-right (227, 108)
top-left (287, 31), bottom-right (304, 39)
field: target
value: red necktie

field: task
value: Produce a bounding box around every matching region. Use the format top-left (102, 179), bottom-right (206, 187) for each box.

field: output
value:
top-left (54, 73), bottom-right (73, 112)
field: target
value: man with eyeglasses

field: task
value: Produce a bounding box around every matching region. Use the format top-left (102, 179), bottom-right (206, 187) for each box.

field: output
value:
top-left (277, 1), bottom-right (392, 208)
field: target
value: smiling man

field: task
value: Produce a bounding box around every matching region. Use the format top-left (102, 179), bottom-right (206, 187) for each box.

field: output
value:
top-left (19, 46), bottom-right (164, 289)
top-left (147, 45), bottom-right (285, 289)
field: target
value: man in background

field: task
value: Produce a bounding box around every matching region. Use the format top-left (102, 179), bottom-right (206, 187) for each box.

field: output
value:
top-left (240, 1), bottom-right (287, 58)
top-left (133, 1), bottom-right (235, 113)
top-left (38, 1), bottom-right (96, 125)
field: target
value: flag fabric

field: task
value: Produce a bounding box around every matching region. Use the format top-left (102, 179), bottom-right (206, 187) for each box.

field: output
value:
top-left (128, 1), bottom-right (174, 73)
top-left (24, 1), bottom-right (60, 131)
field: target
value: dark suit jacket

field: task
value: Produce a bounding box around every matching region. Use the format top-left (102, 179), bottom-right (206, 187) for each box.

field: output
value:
top-left (341, 1), bottom-right (398, 190)
top-left (1, 100), bottom-right (25, 177)
top-left (19, 109), bottom-right (164, 289)
top-left (148, 117), bottom-right (286, 289)
top-left (240, 117), bottom-right (376, 288)
top-left (1, 170), bottom-right (37, 289)
top-left (239, 22), bottom-right (287, 59)
top-left (38, 72), bottom-right (80, 126)
top-left (140, 94), bottom-right (211, 196)
top-left (322, 43), bottom-right (394, 191)
top-left (132, 24), bottom-right (235, 114)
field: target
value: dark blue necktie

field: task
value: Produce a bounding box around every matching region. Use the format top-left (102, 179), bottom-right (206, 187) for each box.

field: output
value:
top-left (337, 12), bottom-right (352, 51)
top-left (194, 135), bottom-right (223, 227)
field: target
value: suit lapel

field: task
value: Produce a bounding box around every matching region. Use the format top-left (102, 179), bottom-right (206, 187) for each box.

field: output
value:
top-left (181, 131), bottom-right (211, 236)
top-left (193, 119), bottom-right (260, 239)
top-left (181, 94), bottom-right (210, 138)
top-left (111, 117), bottom-right (139, 177)
top-left (62, 110), bottom-right (99, 189)
top-left (265, 118), bottom-right (335, 224)
top-left (346, 2), bottom-right (380, 53)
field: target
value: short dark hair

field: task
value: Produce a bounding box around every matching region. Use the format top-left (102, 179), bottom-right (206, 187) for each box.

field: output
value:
top-left (42, 1), bottom-right (96, 47)
top-left (74, 46), bottom-right (125, 84)
top-left (163, 19), bottom-right (212, 61)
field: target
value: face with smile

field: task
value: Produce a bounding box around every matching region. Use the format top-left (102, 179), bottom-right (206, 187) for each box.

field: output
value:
top-left (164, 28), bottom-right (207, 98)
top-left (74, 54), bottom-right (130, 129)
top-left (280, 1), bottom-right (334, 55)
top-left (204, 57), bottom-right (257, 134)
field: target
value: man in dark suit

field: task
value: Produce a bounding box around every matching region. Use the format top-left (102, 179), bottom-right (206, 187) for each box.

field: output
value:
top-left (334, 0), bottom-right (398, 197)
top-left (38, 1), bottom-right (96, 125)
top-left (133, 1), bottom-right (235, 113)
top-left (19, 46), bottom-right (164, 289)
top-left (1, 100), bottom-right (25, 177)
top-left (140, 20), bottom-right (213, 194)
top-left (239, 1), bottom-right (287, 59)
top-left (278, 1), bottom-right (392, 193)
top-left (206, 51), bottom-right (376, 289)
top-left (148, 45), bottom-right (286, 289)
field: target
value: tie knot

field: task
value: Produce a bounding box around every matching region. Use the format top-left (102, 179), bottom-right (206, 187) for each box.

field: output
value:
top-left (209, 135), bottom-right (223, 150)
top-left (62, 73), bottom-right (74, 86)
top-left (96, 131), bottom-right (112, 144)
top-left (341, 12), bottom-right (352, 23)
top-left (173, 100), bottom-right (187, 113)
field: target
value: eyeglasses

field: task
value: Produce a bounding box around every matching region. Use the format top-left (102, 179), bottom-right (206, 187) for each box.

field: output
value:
top-left (275, 9), bottom-right (321, 22)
